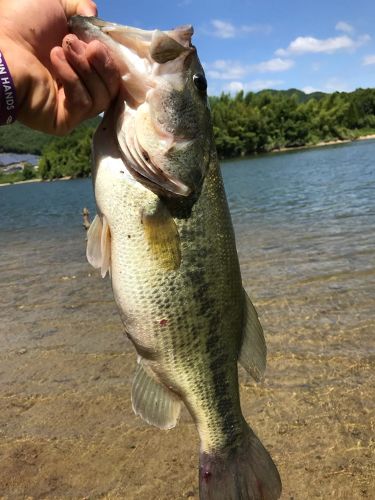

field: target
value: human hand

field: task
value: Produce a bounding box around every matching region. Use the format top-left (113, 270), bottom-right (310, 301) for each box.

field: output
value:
top-left (0, 0), bottom-right (120, 135)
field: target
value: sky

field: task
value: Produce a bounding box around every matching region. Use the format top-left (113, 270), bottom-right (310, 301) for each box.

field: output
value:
top-left (94, 0), bottom-right (375, 95)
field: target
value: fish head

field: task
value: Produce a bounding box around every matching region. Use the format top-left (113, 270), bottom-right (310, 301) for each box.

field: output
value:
top-left (70, 17), bottom-right (213, 198)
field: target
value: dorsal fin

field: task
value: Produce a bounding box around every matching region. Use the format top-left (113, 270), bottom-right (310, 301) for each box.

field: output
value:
top-left (150, 30), bottom-right (190, 63)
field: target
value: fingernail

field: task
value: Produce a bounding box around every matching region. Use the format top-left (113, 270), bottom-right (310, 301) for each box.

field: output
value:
top-left (65, 35), bottom-right (85, 55)
top-left (78, 0), bottom-right (98, 16)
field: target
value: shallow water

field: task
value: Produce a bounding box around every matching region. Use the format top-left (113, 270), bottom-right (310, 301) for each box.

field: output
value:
top-left (0, 140), bottom-right (374, 498)
top-left (222, 142), bottom-right (375, 360)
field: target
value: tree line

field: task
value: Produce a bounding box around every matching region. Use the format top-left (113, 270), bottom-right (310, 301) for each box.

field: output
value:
top-left (1, 88), bottom-right (374, 180)
top-left (211, 88), bottom-right (375, 158)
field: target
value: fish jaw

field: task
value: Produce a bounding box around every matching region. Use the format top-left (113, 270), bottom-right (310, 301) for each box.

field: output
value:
top-left (70, 16), bottom-right (213, 198)
top-left (69, 16), bottom-right (155, 107)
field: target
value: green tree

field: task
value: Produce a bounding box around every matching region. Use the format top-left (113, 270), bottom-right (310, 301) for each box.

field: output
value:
top-left (39, 127), bottom-right (94, 180)
top-left (21, 162), bottom-right (35, 180)
top-left (3, 88), bottom-right (375, 175)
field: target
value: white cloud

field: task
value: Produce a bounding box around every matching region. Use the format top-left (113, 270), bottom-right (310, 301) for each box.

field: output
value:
top-left (276, 34), bottom-right (370, 56)
top-left (223, 79), bottom-right (283, 93)
top-left (324, 78), bottom-right (351, 92)
top-left (359, 34), bottom-right (371, 45)
top-left (210, 19), bottom-right (236, 39)
top-left (206, 60), bottom-right (248, 80)
top-left (251, 58), bottom-right (294, 72)
top-left (335, 21), bottom-right (354, 34)
top-left (246, 80), bottom-right (284, 91)
top-left (246, 80), bottom-right (284, 92)
top-left (208, 19), bottom-right (272, 39)
top-left (224, 81), bottom-right (245, 93)
top-left (363, 54), bottom-right (375, 65)
top-left (302, 86), bottom-right (321, 94)
top-left (206, 57), bottom-right (293, 81)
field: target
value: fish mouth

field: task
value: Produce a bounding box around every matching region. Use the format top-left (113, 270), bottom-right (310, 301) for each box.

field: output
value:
top-left (70, 16), bottom-right (195, 198)
top-left (70, 16), bottom-right (193, 52)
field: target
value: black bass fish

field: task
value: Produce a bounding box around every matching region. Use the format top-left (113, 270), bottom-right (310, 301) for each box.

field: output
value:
top-left (70, 16), bottom-right (281, 500)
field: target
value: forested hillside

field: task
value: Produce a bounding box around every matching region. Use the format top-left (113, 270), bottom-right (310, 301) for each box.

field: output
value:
top-left (211, 88), bottom-right (375, 157)
top-left (38, 126), bottom-right (94, 180)
top-left (0, 122), bottom-right (54, 154)
top-left (0, 117), bottom-right (100, 155)
top-left (1, 88), bottom-right (374, 179)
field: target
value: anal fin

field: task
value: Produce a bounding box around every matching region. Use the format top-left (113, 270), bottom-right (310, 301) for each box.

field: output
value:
top-left (238, 290), bottom-right (267, 382)
top-left (131, 359), bottom-right (182, 430)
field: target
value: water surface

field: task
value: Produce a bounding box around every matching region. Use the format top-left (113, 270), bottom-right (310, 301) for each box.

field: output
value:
top-left (0, 140), bottom-right (374, 498)
top-left (0, 152), bottom-right (40, 166)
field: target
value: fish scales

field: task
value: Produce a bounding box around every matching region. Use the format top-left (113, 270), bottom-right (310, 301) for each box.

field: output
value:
top-left (103, 150), bottom-right (244, 452)
top-left (72, 15), bottom-right (282, 499)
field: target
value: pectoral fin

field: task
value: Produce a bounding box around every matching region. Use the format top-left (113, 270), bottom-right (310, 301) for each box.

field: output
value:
top-left (86, 214), bottom-right (111, 278)
top-left (141, 200), bottom-right (181, 271)
top-left (132, 359), bottom-right (182, 430)
top-left (238, 290), bottom-right (267, 381)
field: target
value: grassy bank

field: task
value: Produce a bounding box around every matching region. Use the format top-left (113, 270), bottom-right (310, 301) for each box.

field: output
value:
top-left (0, 170), bottom-right (39, 185)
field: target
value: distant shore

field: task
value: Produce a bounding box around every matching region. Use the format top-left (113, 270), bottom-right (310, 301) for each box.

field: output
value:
top-left (272, 133), bottom-right (375, 154)
top-left (1, 133), bottom-right (375, 187)
top-left (356, 133), bottom-right (375, 141)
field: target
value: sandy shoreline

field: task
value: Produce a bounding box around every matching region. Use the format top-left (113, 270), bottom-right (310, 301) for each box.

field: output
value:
top-left (356, 133), bottom-right (375, 140)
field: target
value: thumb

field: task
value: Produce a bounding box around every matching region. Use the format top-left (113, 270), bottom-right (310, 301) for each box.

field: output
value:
top-left (63, 0), bottom-right (98, 18)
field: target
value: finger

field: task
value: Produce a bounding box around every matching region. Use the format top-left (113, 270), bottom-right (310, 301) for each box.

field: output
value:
top-left (85, 40), bottom-right (121, 100)
top-left (62, 0), bottom-right (97, 18)
top-left (51, 46), bottom-right (92, 133)
top-left (62, 35), bottom-right (113, 112)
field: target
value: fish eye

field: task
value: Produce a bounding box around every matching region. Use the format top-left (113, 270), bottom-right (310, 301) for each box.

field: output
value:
top-left (193, 73), bottom-right (207, 92)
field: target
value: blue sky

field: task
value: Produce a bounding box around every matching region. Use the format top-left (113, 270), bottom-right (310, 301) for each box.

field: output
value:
top-left (95, 0), bottom-right (375, 95)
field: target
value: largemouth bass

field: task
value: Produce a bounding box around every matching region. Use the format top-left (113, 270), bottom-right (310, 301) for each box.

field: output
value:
top-left (71, 16), bottom-right (282, 500)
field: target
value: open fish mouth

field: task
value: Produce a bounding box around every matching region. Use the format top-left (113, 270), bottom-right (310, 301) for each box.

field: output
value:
top-left (69, 16), bottom-right (197, 197)
top-left (85, 17), bottom-right (194, 57)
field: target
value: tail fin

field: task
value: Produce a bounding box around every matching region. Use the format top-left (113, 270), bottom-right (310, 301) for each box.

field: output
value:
top-left (199, 427), bottom-right (281, 500)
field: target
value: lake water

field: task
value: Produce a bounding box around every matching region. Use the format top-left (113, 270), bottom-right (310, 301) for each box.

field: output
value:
top-left (0, 152), bottom-right (40, 166)
top-left (0, 140), bottom-right (374, 498)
